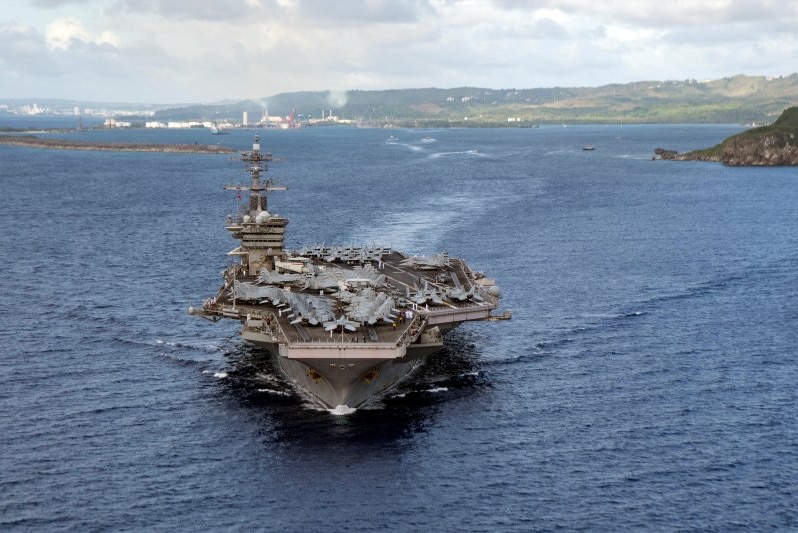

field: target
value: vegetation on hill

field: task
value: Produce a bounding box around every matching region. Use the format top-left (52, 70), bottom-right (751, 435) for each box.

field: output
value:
top-left (655, 106), bottom-right (798, 165)
top-left (151, 74), bottom-right (798, 125)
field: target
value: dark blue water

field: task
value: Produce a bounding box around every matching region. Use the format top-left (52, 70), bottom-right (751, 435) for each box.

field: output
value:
top-left (1, 124), bottom-right (796, 531)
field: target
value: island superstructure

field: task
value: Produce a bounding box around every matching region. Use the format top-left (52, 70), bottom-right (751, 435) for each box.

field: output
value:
top-left (190, 134), bottom-right (510, 409)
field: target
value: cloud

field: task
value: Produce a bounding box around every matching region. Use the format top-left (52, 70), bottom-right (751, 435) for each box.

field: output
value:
top-left (30, 0), bottom-right (433, 24)
top-left (0, 22), bottom-right (58, 76)
top-left (4, 0), bottom-right (798, 102)
top-left (108, 0), bottom-right (262, 21)
top-left (292, 0), bottom-right (430, 24)
top-left (0, 16), bottom-right (189, 101)
top-left (31, 0), bottom-right (95, 6)
top-left (44, 17), bottom-right (118, 49)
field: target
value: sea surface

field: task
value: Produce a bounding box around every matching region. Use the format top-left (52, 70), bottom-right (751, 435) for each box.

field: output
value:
top-left (1, 123), bottom-right (796, 531)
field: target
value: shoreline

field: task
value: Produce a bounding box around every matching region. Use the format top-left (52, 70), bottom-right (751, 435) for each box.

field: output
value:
top-left (0, 134), bottom-right (236, 154)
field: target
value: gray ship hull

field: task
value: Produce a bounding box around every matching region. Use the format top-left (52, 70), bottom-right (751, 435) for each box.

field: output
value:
top-left (243, 329), bottom-right (445, 409)
top-left (278, 356), bottom-right (420, 409)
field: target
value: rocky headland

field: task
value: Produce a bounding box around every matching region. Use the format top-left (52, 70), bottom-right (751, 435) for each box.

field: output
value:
top-left (0, 134), bottom-right (235, 154)
top-left (653, 106), bottom-right (798, 165)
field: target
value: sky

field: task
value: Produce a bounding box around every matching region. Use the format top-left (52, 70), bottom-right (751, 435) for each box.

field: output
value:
top-left (2, 0), bottom-right (797, 104)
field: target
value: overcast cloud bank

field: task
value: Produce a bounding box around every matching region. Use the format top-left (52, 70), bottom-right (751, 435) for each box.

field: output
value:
top-left (2, 0), bottom-right (797, 103)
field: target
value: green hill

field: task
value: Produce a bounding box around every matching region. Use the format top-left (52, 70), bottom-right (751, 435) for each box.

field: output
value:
top-left (660, 107), bottom-right (798, 165)
top-left (152, 74), bottom-right (798, 126)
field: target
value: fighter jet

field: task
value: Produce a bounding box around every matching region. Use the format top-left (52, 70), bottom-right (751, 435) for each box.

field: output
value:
top-left (368, 295), bottom-right (400, 325)
top-left (407, 281), bottom-right (444, 305)
top-left (401, 252), bottom-right (450, 270)
top-left (256, 270), bottom-right (304, 286)
top-left (446, 286), bottom-right (482, 302)
top-left (231, 280), bottom-right (283, 302)
top-left (301, 269), bottom-right (346, 291)
top-left (323, 315), bottom-right (360, 332)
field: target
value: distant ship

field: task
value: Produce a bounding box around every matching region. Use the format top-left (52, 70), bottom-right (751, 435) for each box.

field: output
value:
top-left (209, 123), bottom-right (227, 135)
top-left (190, 135), bottom-right (510, 410)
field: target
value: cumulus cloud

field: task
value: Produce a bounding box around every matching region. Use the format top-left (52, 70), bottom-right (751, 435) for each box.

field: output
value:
top-left (44, 17), bottom-right (118, 49)
top-left (108, 0), bottom-right (261, 21)
top-left (292, 0), bottom-right (429, 24)
top-left (31, 0), bottom-right (95, 6)
top-left (0, 22), bottom-right (57, 75)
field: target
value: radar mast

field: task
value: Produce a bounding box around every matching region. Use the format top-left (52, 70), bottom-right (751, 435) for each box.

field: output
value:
top-left (224, 133), bottom-right (289, 273)
top-left (224, 133), bottom-right (286, 216)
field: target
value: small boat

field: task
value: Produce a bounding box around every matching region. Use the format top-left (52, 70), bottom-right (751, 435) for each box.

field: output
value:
top-left (582, 144), bottom-right (595, 151)
top-left (385, 135), bottom-right (398, 143)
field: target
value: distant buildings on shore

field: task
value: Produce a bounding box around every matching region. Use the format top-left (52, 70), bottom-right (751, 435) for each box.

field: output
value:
top-left (2, 101), bottom-right (355, 129)
top-left (2, 101), bottom-right (156, 119)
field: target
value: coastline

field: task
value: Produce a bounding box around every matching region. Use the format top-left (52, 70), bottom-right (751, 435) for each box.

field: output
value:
top-left (0, 134), bottom-right (235, 154)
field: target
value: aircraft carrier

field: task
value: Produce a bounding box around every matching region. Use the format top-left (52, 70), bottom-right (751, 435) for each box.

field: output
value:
top-left (190, 135), bottom-right (510, 410)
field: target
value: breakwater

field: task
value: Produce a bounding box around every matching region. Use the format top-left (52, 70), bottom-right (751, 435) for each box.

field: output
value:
top-left (0, 134), bottom-right (235, 154)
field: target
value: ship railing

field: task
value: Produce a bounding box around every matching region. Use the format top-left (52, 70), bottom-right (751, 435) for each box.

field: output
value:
top-left (282, 326), bottom-right (396, 348)
top-left (210, 266), bottom-right (239, 303)
top-left (283, 339), bottom-right (399, 349)
top-left (276, 317), bottom-right (425, 349)
top-left (222, 262), bottom-right (246, 285)
top-left (396, 313), bottom-right (428, 348)
top-left (441, 299), bottom-right (497, 310)
top-left (452, 259), bottom-right (475, 292)
top-left (242, 309), bottom-right (289, 343)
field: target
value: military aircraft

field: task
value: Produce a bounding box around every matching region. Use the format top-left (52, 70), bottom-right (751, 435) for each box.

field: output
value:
top-left (342, 289), bottom-right (400, 325)
top-left (297, 243), bottom-right (329, 258)
top-left (407, 281), bottom-right (444, 305)
top-left (368, 294), bottom-right (400, 325)
top-left (301, 269), bottom-right (346, 291)
top-left (256, 270), bottom-right (304, 285)
top-left (401, 252), bottom-right (450, 270)
top-left (323, 315), bottom-right (360, 332)
top-left (306, 243), bottom-right (391, 264)
top-left (283, 292), bottom-right (334, 326)
top-left (231, 280), bottom-right (285, 302)
top-left (445, 286), bottom-right (483, 302)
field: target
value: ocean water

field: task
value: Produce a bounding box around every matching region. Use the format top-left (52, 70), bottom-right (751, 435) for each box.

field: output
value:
top-left (1, 124), bottom-right (796, 531)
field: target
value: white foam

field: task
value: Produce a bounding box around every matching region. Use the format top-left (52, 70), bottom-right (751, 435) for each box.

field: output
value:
top-left (426, 387), bottom-right (449, 394)
top-left (257, 388), bottom-right (290, 396)
top-left (347, 191), bottom-right (484, 253)
top-left (155, 338), bottom-right (221, 352)
top-left (427, 150), bottom-right (483, 159)
top-left (328, 404), bottom-right (357, 416)
top-left (618, 154), bottom-right (650, 160)
top-left (214, 372), bottom-right (228, 379)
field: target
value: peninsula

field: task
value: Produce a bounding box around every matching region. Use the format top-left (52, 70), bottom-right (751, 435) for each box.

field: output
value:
top-left (0, 134), bottom-right (235, 154)
top-left (654, 106), bottom-right (798, 165)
